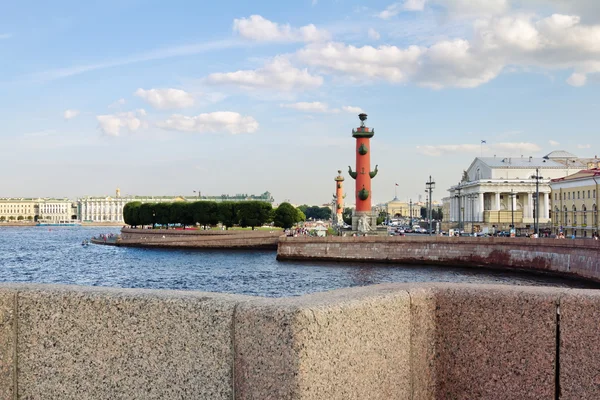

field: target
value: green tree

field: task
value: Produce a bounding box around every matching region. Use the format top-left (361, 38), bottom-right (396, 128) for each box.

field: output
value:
top-left (273, 202), bottom-right (298, 229)
top-left (191, 201), bottom-right (219, 228)
top-left (170, 202), bottom-right (193, 229)
top-left (138, 203), bottom-right (156, 227)
top-left (154, 202), bottom-right (172, 228)
top-left (27, 216), bottom-right (33, 221)
top-left (17, 216), bottom-right (24, 221)
top-left (8, 216), bottom-right (15, 221)
top-left (296, 208), bottom-right (306, 222)
top-left (218, 202), bottom-right (238, 229)
top-left (237, 201), bottom-right (272, 230)
top-left (123, 201), bottom-right (142, 227)
top-left (0, 216), bottom-right (5, 221)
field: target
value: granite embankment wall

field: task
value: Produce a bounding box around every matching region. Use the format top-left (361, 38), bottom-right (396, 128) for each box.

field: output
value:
top-left (0, 283), bottom-right (599, 399)
top-left (117, 228), bottom-right (281, 249)
top-left (278, 236), bottom-right (600, 282)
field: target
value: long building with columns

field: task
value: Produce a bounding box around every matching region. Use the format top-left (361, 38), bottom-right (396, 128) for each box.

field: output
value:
top-left (445, 151), bottom-right (598, 232)
top-left (77, 189), bottom-right (274, 223)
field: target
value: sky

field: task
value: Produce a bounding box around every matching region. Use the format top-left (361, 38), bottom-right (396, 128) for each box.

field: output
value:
top-left (1, 0), bottom-right (599, 205)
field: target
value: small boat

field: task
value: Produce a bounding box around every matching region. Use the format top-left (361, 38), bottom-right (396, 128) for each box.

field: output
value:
top-left (81, 240), bottom-right (89, 247)
top-left (38, 220), bottom-right (82, 227)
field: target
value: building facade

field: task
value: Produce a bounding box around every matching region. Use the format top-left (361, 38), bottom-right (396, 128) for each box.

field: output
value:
top-left (78, 190), bottom-right (274, 223)
top-left (446, 151), bottom-right (598, 231)
top-left (550, 169), bottom-right (600, 237)
top-left (386, 198), bottom-right (422, 219)
top-left (0, 198), bottom-right (76, 222)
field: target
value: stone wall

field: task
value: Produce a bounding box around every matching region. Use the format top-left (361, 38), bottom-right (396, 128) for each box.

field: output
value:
top-left (118, 228), bottom-right (281, 249)
top-left (0, 283), bottom-right (599, 399)
top-left (277, 236), bottom-right (600, 282)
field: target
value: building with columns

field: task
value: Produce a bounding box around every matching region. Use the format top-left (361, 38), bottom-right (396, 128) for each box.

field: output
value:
top-left (0, 198), bottom-right (76, 222)
top-left (77, 189), bottom-right (274, 223)
top-left (446, 151), bottom-right (596, 231)
top-left (550, 169), bottom-right (600, 237)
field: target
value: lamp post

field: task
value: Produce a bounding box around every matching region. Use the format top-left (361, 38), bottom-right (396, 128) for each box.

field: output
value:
top-left (530, 168), bottom-right (544, 236)
top-left (454, 185), bottom-right (462, 232)
top-left (508, 190), bottom-right (516, 234)
top-left (409, 198), bottom-right (413, 228)
top-left (193, 190), bottom-right (201, 199)
top-left (425, 176), bottom-right (436, 235)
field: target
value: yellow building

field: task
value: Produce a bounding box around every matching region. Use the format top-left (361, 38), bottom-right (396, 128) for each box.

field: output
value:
top-left (0, 198), bottom-right (37, 221)
top-left (550, 169), bottom-right (600, 237)
top-left (0, 198), bottom-right (75, 222)
top-left (386, 197), bottom-right (421, 219)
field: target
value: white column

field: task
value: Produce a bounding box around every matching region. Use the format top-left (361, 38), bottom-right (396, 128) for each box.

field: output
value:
top-left (543, 192), bottom-right (549, 220)
top-left (450, 196), bottom-right (455, 221)
top-left (478, 192), bottom-right (484, 222)
top-left (528, 192), bottom-right (533, 218)
top-left (495, 192), bottom-right (501, 211)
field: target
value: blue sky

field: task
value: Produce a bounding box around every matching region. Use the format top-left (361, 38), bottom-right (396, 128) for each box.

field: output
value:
top-left (1, 0), bottom-right (599, 205)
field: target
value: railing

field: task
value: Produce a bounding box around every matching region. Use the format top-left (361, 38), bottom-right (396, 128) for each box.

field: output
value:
top-left (483, 210), bottom-right (523, 223)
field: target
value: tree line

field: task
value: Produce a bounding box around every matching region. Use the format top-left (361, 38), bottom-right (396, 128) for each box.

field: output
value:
top-left (123, 201), bottom-right (305, 230)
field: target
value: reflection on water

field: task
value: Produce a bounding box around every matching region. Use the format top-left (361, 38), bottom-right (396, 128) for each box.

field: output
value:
top-left (0, 226), bottom-right (597, 297)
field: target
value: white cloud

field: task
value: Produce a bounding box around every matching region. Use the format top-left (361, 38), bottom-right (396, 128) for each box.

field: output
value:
top-left (63, 109), bottom-right (80, 120)
top-left (578, 144), bottom-right (592, 149)
top-left (294, 13), bottom-right (600, 88)
top-left (233, 15), bottom-right (330, 42)
top-left (280, 102), bottom-right (332, 113)
top-left (96, 109), bottom-right (146, 137)
top-left (435, 0), bottom-right (508, 17)
top-left (206, 57), bottom-right (323, 91)
top-left (368, 28), bottom-right (381, 40)
top-left (567, 72), bottom-right (587, 86)
top-left (416, 141), bottom-right (540, 156)
top-left (0, 33), bottom-right (12, 40)
top-left (549, 140), bottom-right (560, 146)
top-left (342, 106), bottom-right (364, 113)
top-left (108, 98), bottom-right (126, 108)
top-left (378, 0), bottom-right (427, 19)
top-left (156, 112), bottom-right (258, 134)
top-left (134, 88), bottom-right (195, 110)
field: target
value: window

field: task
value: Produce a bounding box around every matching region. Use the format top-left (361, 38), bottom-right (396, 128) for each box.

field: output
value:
top-left (588, 190), bottom-right (591, 199)
top-left (568, 192), bottom-right (571, 200)
top-left (573, 205), bottom-right (578, 226)
top-left (578, 191), bottom-right (580, 199)
top-left (584, 205), bottom-right (588, 225)
top-left (595, 190), bottom-right (597, 199)
top-left (555, 193), bottom-right (557, 201)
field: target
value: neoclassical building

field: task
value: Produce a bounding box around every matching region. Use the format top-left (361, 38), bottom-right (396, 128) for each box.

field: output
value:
top-left (0, 198), bottom-right (75, 222)
top-left (550, 169), bottom-right (600, 237)
top-left (386, 197), bottom-right (422, 219)
top-left (77, 189), bottom-right (274, 223)
top-left (446, 151), bottom-right (598, 230)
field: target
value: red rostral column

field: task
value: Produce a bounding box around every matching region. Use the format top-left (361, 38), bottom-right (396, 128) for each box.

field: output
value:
top-left (348, 113), bottom-right (378, 214)
top-left (334, 170), bottom-right (344, 224)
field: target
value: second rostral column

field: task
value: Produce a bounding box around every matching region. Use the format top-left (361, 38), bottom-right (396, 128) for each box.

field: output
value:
top-left (348, 113), bottom-right (378, 232)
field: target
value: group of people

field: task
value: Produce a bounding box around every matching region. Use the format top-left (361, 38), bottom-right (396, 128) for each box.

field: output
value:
top-left (556, 231), bottom-right (600, 240)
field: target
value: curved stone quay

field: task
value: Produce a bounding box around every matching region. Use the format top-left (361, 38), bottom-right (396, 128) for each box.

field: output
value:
top-left (277, 236), bottom-right (600, 283)
top-left (0, 282), bottom-right (598, 399)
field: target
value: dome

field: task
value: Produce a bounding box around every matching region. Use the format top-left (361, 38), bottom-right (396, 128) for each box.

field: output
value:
top-left (543, 150), bottom-right (578, 159)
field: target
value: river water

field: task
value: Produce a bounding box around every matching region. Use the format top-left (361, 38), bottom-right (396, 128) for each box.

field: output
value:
top-left (0, 226), bottom-right (596, 297)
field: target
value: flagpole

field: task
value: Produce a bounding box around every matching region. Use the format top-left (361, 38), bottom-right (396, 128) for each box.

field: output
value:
top-left (395, 184), bottom-right (397, 199)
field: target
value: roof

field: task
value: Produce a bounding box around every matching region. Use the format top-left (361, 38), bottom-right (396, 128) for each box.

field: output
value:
top-left (550, 169), bottom-right (600, 183)
top-left (477, 157), bottom-right (564, 168)
top-left (544, 150), bottom-right (578, 159)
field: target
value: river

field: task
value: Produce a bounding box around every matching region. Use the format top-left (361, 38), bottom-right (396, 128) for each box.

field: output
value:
top-left (0, 226), bottom-right (596, 297)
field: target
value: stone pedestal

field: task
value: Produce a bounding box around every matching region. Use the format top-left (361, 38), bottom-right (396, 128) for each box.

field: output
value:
top-left (352, 211), bottom-right (378, 233)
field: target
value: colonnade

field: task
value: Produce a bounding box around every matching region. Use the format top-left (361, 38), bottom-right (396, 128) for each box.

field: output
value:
top-left (449, 191), bottom-right (550, 223)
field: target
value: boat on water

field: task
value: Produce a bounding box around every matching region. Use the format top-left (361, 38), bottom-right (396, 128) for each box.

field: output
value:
top-left (37, 220), bottom-right (82, 227)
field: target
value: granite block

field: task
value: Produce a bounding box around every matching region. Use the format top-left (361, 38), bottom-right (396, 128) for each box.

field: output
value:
top-left (0, 289), bottom-right (16, 400)
top-left (234, 284), bottom-right (412, 400)
top-left (15, 284), bottom-right (248, 400)
top-left (422, 284), bottom-right (562, 400)
top-left (559, 290), bottom-right (600, 399)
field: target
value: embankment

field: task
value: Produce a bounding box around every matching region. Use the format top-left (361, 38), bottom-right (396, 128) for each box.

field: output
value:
top-left (116, 228), bottom-right (281, 249)
top-left (277, 236), bottom-right (600, 282)
top-left (0, 282), bottom-right (598, 399)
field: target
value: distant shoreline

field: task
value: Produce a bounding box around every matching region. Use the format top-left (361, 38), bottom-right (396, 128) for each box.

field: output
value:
top-left (0, 222), bottom-right (124, 227)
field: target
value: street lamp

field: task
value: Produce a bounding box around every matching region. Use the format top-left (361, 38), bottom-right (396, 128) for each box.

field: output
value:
top-left (530, 168), bottom-right (544, 236)
top-left (454, 185), bottom-right (462, 232)
top-left (425, 176), bottom-right (436, 235)
top-left (508, 190), bottom-right (516, 234)
top-left (409, 198), bottom-right (413, 228)
top-left (193, 190), bottom-right (201, 199)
